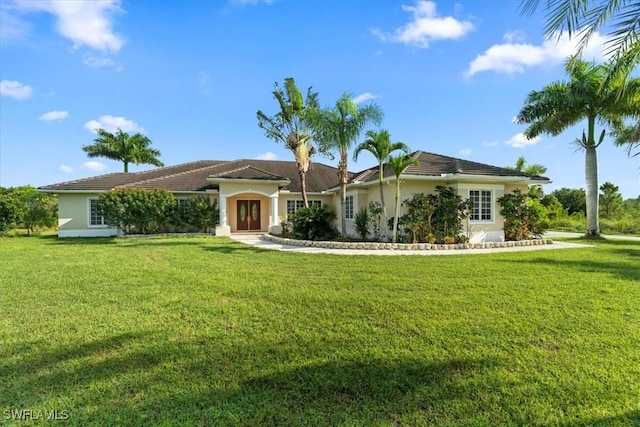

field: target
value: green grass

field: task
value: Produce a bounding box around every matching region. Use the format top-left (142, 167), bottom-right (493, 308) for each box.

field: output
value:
top-left (1, 236), bottom-right (639, 426)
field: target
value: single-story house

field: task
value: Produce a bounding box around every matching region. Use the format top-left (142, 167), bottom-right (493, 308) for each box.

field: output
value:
top-left (38, 151), bottom-right (550, 242)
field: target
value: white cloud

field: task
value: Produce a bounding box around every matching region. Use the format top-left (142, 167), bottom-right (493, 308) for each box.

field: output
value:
top-left (83, 53), bottom-right (121, 70)
top-left (84, 115), bottom-right (144, 134)
top-left (504, 132), bottom-right (540, 148)
top-left (459, 149), bottom-right (472, 156)
top-left (0, 79), bottom-right (33, 99)
top-left (465, 30), bottom-right (610, 77)
top-left (352, 92), bottom-right (378, 104)
top-left (482, 140), bottom-right (500, 147)
top-left (0, 3), bottom-right (31, 40)
top-left (58, 164), bottom-right (73, 173)
top-left (256, 151), bottom-right (277, 161)
top-left (81, 161), bottom-right (108, 172)
top-left (502, 30), bottom-right (526, 43)
top-left (371, 1), bottom-right (474, 48)
top-left (39, 110), bottom-right (69, 122)
top-left (14, 0), bottom-right (125, 53)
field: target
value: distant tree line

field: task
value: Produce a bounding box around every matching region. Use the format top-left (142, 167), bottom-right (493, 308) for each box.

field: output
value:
top-left (0, 186), bottom-right (57, 235)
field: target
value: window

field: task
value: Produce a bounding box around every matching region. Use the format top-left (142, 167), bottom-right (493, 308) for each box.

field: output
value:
top-left (89, 198), bottom-right (105, 226)
top-left (176, 198), bottom-right (191, 212)
top-left (345, 195), bottom-right (354, 220)
top-left (286, 200), bottom-right (321, 219)
top-left (469, 190), bottom-right (492, 222)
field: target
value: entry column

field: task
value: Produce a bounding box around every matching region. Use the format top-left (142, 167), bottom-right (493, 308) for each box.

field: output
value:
top-left (269, 195), bottom-right (282, 234)
top-left (215, 195), bottom-right (231, 236)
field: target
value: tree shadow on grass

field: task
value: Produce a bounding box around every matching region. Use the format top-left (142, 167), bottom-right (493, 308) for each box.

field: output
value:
top-left (502, 256), bottom-right (640, 282)
top-left (561, 410), bottom-right (640, 426)
top-left (2, 330), bottom-right (506, 425)
top-left (130, 354), bottom-right (507, 426)
top-left (41, 235), bottom-right (268, 254)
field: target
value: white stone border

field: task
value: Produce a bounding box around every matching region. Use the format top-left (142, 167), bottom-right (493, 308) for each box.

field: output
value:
top-left (263, 234), bottom-right (553, 251)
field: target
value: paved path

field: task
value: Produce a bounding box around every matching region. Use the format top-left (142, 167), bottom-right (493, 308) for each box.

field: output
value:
top-left (230, 234), bottom-right (593, 256)
top-left (544, 231), bottom-right (640, 241)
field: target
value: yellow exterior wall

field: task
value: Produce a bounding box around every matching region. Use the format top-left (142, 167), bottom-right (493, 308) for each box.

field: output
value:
top-left (58, 194), bottom-right (92, 230)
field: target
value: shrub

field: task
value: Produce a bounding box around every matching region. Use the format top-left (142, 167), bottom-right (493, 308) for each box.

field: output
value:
top-left (399, 186), bottom-right (471, 243)
top-left (354, 207), bottom-right (370, 240)
top-left (367, 201), bottom-right (384, 240)
top-left (292, 204), bottom-right (339, 241)
top-left (99, 188), bottom-right (176, 234)
top-left (172, 197), bottom-right (219, 233)
top-left (498, 189), bottom-right (549, 240)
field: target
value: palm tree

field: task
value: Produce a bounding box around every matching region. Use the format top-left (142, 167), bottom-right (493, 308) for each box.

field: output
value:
top-left (257, 78), bottom-right (319, 208)
top-left (388, 153), bottom-right (419, 243)
top-left (520, 0), bottom-right (639, 79)
top-left (515, 57), bottom-right (640, 237)
top-left (507, 156), bottom-right (548, 198)
top-left (314, 93), bottom-right (383, 236)
top-left (353, 129), bottom-right (410, 220)
top-left (613, 120), bottom-right (640, 156)
top-left (82, 128), bottom-right (164, 173)
top-left (507, 155), bottom-right (548, 175)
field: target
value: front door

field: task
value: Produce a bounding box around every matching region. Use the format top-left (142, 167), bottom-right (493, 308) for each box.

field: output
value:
top-left (236, 200), bottom-right (261, 231)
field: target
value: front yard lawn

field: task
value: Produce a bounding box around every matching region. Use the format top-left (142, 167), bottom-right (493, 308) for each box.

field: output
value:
top-left (1, 236), bottom-right (638, 426)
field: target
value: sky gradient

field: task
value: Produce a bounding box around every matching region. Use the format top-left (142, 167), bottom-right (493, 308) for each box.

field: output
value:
top-left (1, 0), bottom-right (638, 198)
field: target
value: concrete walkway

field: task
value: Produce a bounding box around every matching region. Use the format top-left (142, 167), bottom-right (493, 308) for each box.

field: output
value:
top-left (230, 234), bottom-right (593, 256)
top-left (544, 231), bottom-right (640, 241)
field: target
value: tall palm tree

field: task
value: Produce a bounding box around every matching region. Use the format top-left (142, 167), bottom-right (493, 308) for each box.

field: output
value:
top-left (82, 128), bottom-right (164, 173)
top-left (313, 93), bottom-right (383, 236)
top-left (353, 129), bottom-right (410, 220)
top-left (516, 57), bottom-right (640, 237)
top-left (257, 77), bottom-right (319, 207)
top-left (520, 0), bottom-right (639, 79)
top-left (388, 153), bottom-right (419, 243)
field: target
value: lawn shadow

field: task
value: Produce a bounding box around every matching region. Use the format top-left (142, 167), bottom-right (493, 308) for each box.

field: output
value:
top-left (2, 332), bottom-right (503, 424)
top-left (561, 410), bottom-right (640, 426)
top-left (41, 234), bottom-right (267, 254)
top-left (502, 245), bottom-right (640, 281)
top-left (132, 354), bottom-right (506, 425)
top-left (1, 331), bottom-right (157, 408)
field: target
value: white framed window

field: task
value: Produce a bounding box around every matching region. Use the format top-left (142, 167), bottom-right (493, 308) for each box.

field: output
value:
top-left (88, 198), bottom-right (106, 227)
top-left (286, 199), bottom-right (321, 218)
top-left (176, 198), bottom-right (191, 211)
top-left (345, 195), bottom-right (354, 220)
top-left (469, 190), bottom-right (493, 222)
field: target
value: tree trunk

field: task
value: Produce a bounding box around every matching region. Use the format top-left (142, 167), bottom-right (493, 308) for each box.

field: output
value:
top-left (392, 179), bottom-right (400, 243)
top-left (339, 151), bottom-right (348, 237)
top-left (584, 144), bottom-right (600, 237)
top-left (378, 162), bottom-right (386, 218)
top-left (299, 167), bottom-right (309, 208)
top-left (124, 161), bottom-right (129, 173)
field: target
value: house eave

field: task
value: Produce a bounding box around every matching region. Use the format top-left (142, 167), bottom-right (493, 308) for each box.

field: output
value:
top-left (342, 173), bottom-right (551, 189)
top-left (207, 177), bottom-right (291, 185)
top-left (37, 189), bottom-right (111, 194)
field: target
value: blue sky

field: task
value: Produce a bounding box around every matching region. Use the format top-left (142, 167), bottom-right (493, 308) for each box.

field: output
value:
top-left (1, 0), bottom-right (638, 198)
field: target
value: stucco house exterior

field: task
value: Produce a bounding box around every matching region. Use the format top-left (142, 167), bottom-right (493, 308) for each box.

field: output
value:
top-left (38, 151), bottom-right (550, 242)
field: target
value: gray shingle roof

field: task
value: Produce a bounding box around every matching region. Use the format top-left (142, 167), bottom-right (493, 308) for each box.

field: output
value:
top-left (350, 151), bottom-right (549, 183)
top-left (39, 159), bottom-right (341, 193)
top-left (38, 151), bottom-right (548, 193)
